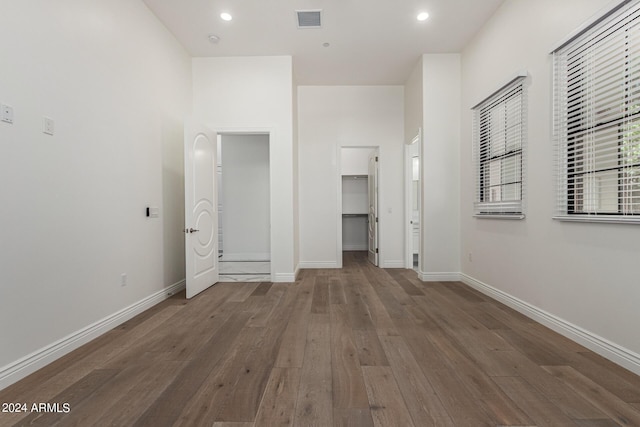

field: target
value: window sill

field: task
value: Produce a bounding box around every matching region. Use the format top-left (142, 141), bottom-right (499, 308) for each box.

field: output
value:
top-left (473, 214), bottom-right (525, 220)
top-left (553, 215), bottom-right (640, 225)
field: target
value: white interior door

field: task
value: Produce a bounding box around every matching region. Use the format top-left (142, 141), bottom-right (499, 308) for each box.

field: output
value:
top-left (184, 123), bottom-right (219, 299)
top-left (368, 151), bottom-right (379, 266)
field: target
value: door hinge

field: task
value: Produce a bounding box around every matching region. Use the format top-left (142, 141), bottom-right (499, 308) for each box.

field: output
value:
top-left (375, 156), bottom-right (378, 162)
top-left (376, 248), bottom-right (379, 254)
top-left (376, 217), bottom-right (378, 223)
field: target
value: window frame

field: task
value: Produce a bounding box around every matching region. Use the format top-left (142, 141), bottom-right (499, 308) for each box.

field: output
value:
top-left (552, 0), bottom-right (640, 223)
top-left (472, 74), bottom-right (528, 219)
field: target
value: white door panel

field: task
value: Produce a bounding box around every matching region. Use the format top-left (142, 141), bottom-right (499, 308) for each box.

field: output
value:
top-left (185, 123), bottom-right (219, 298)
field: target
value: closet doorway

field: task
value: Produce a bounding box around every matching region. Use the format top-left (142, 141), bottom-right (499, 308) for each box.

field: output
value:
top-left (338, 146), bottom-right (379, 268)
top-left (405, 131), bottom-right (421, 271)
top-left (217, 133), bottom-right (271, 281)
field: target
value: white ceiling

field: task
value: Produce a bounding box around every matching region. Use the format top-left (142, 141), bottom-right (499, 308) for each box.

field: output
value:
top-left (142, 0), bottom-right (505, 85)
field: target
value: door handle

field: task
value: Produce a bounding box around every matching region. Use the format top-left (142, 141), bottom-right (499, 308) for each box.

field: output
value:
top-left (189, 228), bottom-right (199, 233)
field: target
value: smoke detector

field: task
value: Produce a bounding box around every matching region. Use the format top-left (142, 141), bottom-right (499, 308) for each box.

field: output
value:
top-left (296, 10), bottom-right (322, 28)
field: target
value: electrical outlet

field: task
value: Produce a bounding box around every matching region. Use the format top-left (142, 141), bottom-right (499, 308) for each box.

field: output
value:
top-left (43, 117), bottom-right (55, 135)
top-left (1, 104), bottom-right (14, 124)
top-left (121, 273), bottom-right (127, 287)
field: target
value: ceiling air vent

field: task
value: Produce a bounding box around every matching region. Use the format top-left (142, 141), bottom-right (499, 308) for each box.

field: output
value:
top-left (296, 10), bottom-right (322, 28)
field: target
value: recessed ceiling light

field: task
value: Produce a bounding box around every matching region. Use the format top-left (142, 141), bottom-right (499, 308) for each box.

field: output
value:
top-left (208, 34), bottom-right (220, 44)
top-left (220, 12), bottom-right (232, 21)
top-left (417, 12), bottom-right (429, 21)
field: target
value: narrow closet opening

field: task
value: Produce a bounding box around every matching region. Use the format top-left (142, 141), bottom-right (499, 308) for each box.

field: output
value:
top-left (342, 176), bottom-right (368, 252)
top-left (411, 144), bottom-right (420, 271)
top-left (340, 147), bottom-right (378, 266)
top-left (217, 133), bottom-right (271, 282)
top-left (404, 130), bottom-right (421, 271)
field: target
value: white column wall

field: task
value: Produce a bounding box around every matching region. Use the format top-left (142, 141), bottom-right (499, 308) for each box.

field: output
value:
top-left (421, 54), bottom-right (462, 279)
top-left (292, 82), bottom-right (300, 272)
top-left (298, 86), bottom-right (405, 268)
top-left (404, 55), bottom-right (461, 279)
top-left (192, 56), bottom-right (296, 281)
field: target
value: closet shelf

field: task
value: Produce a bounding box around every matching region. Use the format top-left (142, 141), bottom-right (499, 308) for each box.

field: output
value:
top-left (342, 213), bottom-right (368, 217)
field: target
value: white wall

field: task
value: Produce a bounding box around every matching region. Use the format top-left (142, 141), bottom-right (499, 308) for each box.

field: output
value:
top-left (341, 147), bottom-right (372, 175)
top-left (298, 86), bottom-right (405, 268)
top-left (220, 134), bottom-right (270, 259)
top-left (192, 56), bottom-right (296, 280)
top-left (460, 0), bottom-right (640, 373)
top-left (403, 55), bottom-right (461, 278)
top-left (0, 0), bottom-right (192, 387)
top-left (421, 54), bottom-right (461, 278)
top-left (404, 60), bottom-right (424, 269)
top-left (292, 82), bottom-right (300, 272)
top-left (404, 60), bottom-right (423, 146)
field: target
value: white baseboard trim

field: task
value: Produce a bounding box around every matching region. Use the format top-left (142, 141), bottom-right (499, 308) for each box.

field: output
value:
top-left (460, 273), bottom-right (640, 376)
top-left (382, 260), bottom-right (405, 268)
top-left (0, 280), bottom-right (185, 391)
top-left (273, 273), bottom-right (297, 283)
top-left (418, 271), bottom-right (461, 282)
top-left (298, 261), bottom-right (339, 269)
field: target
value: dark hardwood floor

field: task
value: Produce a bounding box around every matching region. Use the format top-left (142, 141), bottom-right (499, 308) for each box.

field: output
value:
top-left (2, 251), bottom-right (640, 426)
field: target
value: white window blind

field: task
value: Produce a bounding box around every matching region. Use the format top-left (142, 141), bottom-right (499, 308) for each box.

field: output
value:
top-left (472, 75), bottom-right (527, 218)
top-left (553, 0), bottom-right (640, 222)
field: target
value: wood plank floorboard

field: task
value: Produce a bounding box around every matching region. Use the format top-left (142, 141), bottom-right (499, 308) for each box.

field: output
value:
top-left (311, 276), bottom-right (330, 315)
top-left (250, 282), bottom-right (273, 297)
top-left (333, 408), bottom-right (374, 427)
top-left (329, 304), bottom-right (370, 410)
top-left (361, 366), bottom-right (415, 427)
top-left (171, 326), bottom-right (258, 426)
top-left (378, 335), bottom-right (453, 426)
top-left (2, 251), bottom-right (640, 426)
top-left (542, 365), bottom-right (640, 425)
top-left (293, 314), bottom-right (333, 426)
top-left (274, 276), bottom-right (313, 368)
top-left (253, 367), bottom-right (300, 427)
top-left (328, 276), bottom-right (347, 305)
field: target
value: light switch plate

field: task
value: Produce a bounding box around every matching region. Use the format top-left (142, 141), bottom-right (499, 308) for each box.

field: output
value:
top-left (1, 104), bottom-right (13, 124)
top-left (148, 207), bottom-right (160, 218)
top-left (43, 117), bottom-right (55, 135)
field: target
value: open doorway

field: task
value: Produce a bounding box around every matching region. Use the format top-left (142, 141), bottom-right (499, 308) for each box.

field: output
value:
top-left (405, 130), bottom-right (421, 271)
top-left (339, 146), bottom-right (379, 267)
top-left (217, 133), bottom-right (271, 281)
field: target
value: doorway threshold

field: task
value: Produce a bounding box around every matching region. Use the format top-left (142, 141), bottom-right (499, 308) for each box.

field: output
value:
top-left (219, 274), bottom-right (271, 283)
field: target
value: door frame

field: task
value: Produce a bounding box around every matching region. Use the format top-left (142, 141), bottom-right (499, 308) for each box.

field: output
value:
top-left (367, 150), bottom-right (379, 267)
top-left (404, 129), bottom-right (422, 270)
top-left (211, 126), bottom-right (275, 281)
top-left (336, 145), bottom-right (380, 268)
